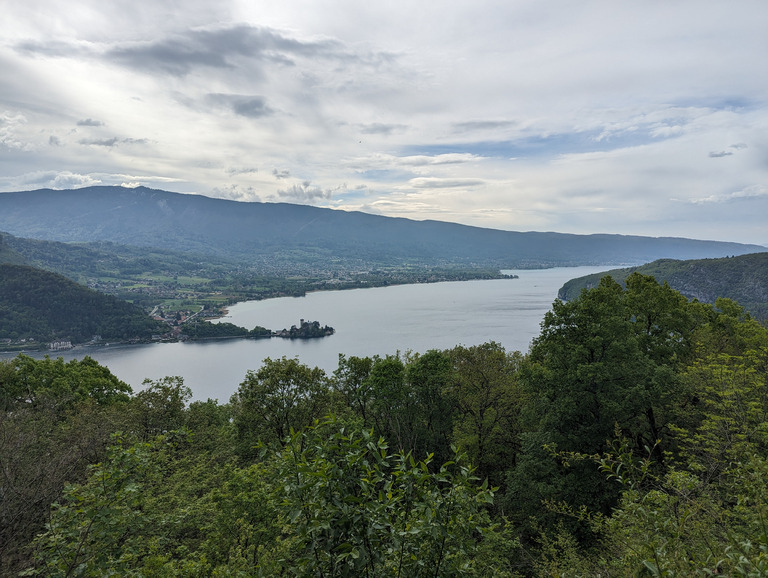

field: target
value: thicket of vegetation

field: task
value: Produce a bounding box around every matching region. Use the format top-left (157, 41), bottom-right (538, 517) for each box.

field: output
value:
top-left (180, 320), bottom-right (271, 340)
top-left (0, 264), bottom-right (166, 343)
top-left (1, 273), bottom-right (767, 576)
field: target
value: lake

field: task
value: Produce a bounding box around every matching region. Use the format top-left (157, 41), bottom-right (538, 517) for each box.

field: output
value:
top-left (1, 266), bottom-right (612, 401)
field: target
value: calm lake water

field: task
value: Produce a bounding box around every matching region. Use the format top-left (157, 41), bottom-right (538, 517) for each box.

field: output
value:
top-left (1, 266), bottom-right (612, 401)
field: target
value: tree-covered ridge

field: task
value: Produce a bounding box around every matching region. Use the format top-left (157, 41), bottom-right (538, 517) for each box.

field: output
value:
top-left (559, 251), bottom-right (768, 320)
top-left (0, 234), bottom-right (26, 266)
top-left (2, 274), bottom-right (767, 575)
top-left (0, 263), bottom-right (165, 344)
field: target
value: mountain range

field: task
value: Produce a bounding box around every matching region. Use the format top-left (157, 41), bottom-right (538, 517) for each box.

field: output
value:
top-left (0, 186), bottom-right (764, 270)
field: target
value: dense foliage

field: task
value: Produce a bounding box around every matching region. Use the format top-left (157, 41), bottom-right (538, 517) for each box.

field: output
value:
top-left (180, 320), bottom-right (267, 339)
top-left (559, 252), bottom-right (768, 320)
top-left (0, 264), bottom-right (166, 343)
top-left (1, 273), bottom-right (767, 576)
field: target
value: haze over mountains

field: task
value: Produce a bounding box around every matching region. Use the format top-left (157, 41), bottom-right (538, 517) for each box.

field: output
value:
top-left (0, 187), bottom-right (764, 270)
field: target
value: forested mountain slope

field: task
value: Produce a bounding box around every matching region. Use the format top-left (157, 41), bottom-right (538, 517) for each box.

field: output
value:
top-left (0, 234), bottom-right (25, 266)
top-left (0, 232), bottom-right (239, 284)
top-left (559, 252), bottom-right (768, 319)
top-left (0, 186), bottom-right (763, 269)
top-left (0, 264), bottom-right (165, 343)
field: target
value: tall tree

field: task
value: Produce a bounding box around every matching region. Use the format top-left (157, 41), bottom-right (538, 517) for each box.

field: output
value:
top-left (447, 342), bottom-right (523, 492)
top-left (230, 356), bottom-right (331, 460)
top-left (507, 274), bottom-right (702, 539)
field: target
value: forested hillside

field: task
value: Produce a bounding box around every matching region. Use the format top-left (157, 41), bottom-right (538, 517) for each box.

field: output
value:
top-left (559, 252), bottom-right (768, 319)
top-left (0, 234), bottom-right (25, 266)
top-left (2, 274), bottom-right (767, 576)
top-left (0, 264), bottom-right (165, 343)
top-left (0, 186), bottom-right (763, 269)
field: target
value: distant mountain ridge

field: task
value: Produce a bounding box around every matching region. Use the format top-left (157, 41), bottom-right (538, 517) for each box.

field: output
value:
top-left (558, 253), bottom-right (768, 320)
top-left (0, 186), bottom-right (763, 269)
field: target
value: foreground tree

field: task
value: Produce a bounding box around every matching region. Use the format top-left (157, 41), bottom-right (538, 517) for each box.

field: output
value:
top-left (273, 416), bottom-right (500, 577)
top-left (507, 274), bottom-right (703, 542)
top-left (447, 342), bottom-right (523, 494)
top-left (0, 355), bottom-right (132, 574)
top-left (230, 356), bottom-right (332, 461)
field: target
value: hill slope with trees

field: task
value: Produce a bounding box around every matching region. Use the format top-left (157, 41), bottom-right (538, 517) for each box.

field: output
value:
top-left (558, 252), bottom-right (768, 319)
top-left (0, 186), bottom-right (763, 269)
top-left (0, 264), bottom-right (165, 344)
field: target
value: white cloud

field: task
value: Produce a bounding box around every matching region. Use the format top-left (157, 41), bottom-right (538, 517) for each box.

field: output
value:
top-left (409, 178), bottom-right (485, 189)
top-left (688, 185), bottom-right (768, 205)
top-left (0, 111), bottom-right (33, 151)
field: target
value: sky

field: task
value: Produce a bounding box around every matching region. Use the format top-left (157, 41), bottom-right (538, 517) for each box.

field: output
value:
top-left (1, 1), bottom-right (767, 246)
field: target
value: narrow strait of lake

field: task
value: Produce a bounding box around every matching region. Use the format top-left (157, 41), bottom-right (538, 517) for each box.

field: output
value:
top-left (1, 266), bottom-right (612, 401)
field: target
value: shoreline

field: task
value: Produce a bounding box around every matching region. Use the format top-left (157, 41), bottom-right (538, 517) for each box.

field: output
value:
top-left (0, 272), bottom-right (532, 356)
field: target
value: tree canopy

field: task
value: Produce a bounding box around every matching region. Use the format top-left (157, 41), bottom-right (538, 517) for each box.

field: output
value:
top-left (2, 273), bottom-right (767, 576)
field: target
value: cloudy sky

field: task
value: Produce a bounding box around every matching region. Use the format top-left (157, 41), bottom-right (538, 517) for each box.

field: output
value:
top-left (2, 1), bottom-right (767, 245)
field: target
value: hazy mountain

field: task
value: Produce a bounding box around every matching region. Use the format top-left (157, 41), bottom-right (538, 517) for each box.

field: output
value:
top-left (558, 252), bottom-right (768, 320)
top-left (0, 186), bottom-right (763, 269)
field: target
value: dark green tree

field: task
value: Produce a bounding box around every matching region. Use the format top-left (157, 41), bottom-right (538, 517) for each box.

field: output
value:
top-left (507, 274), bottom-right (702, 542)
top-left (273, 416), bottom-right (498, 577)
top-left (447, 342), bottom-right (523, 492)
top-left (230, 356), bottom-right (331, 460)
top-left (333, 353), bottom-right (375, 424)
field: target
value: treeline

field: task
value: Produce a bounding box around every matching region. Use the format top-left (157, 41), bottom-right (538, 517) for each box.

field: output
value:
top-left (2, 273), bottom-right (768, 575)
top-left (0, 264), bottom-right (165, 343)
top-left (181, 320), bottom-right (270, 339)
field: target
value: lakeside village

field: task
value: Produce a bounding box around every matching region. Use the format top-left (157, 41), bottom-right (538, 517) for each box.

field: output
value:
top-left (0, 312), bottom-right (334, 353)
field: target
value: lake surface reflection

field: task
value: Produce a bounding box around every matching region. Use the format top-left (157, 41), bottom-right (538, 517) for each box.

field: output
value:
top-left (1, 266), bottom-right (612, 401)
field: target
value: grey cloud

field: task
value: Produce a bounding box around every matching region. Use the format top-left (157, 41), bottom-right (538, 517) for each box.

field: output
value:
top-left (730, 143), bottom-right (748, 150)
top-left (105, 25), bottom-right (349, 77)
top-left (48, 135), bottom-right (61, 146)
top-left (207, 94), bottom-right (274, 118)
top-left (277, 180), bottom-right (343, 203)
top-left (14, 39), bottom-right (89, 58)
top-left (211, 183), bottom-right (261, 201)
top-left (233, 98), bottom-right (272, 118)
top-left (226, 167), bottom-right (258, 175)
top-left (360, 123), bottom-right (407, 135)
top-left (451, 120), bottom-right (517, 134)
top-left (709, 150), bottom-right (733, 158)
top-left (78, 137), bottom-right (148, 147)
top-left (273, 168), bottom-right (290, 179)
top-left (79, 137), bottom-right (119, 147)
top-left (77, 118), bottom-right (104, 126)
